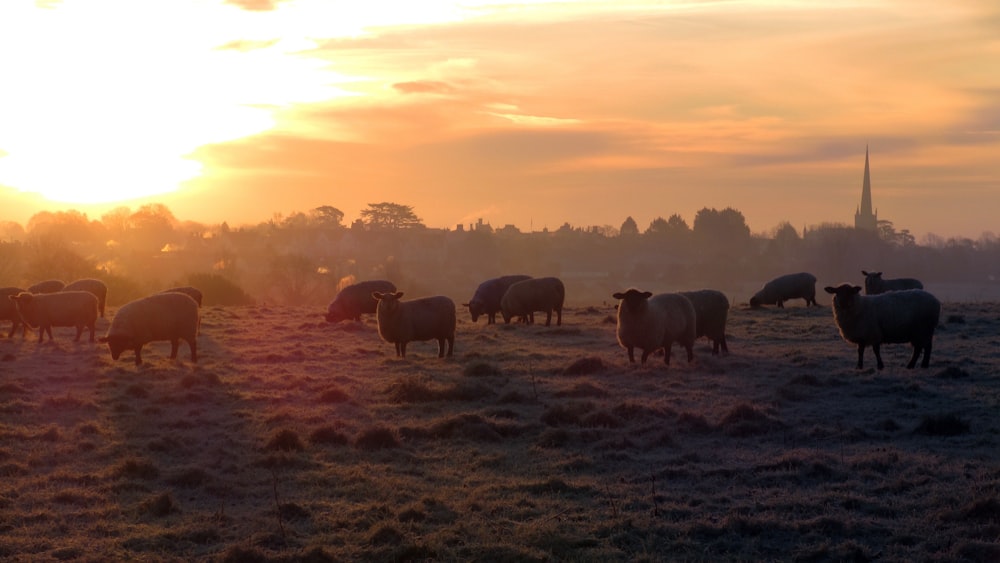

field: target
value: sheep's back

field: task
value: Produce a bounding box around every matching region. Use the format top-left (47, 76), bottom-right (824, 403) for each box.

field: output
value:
top-left (110, 293), bottom-right (199, 344)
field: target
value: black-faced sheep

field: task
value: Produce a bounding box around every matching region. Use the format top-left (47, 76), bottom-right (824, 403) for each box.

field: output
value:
top-left (8, 291), bottom-right (99, 343)
top-left (612, 288), bottom-right (696, 366)
top-left (861, 271), bottom-right (924, 295)
top-left (27, 279), bottom-right (66, 294)
top-left (100, 292), bottom-right (200, 365)
top-left (325, 280), bottom-right (396, 323)
top-left (372, 292), bottom-right (456, 358)
top-left (63, 278), bottom-right (109, 318)
top-left (500, 277), bottom-right (565, 326)
top-left (750, 272), bottom-right (818, 308)
top-left (680, 289), bottom-right (730, 355)
top-left (824, 284), bottom-right (940, 370)
top-left (161, 286), bottom-right (203, 307)
top-left (464, 274), bottom-right (532, 324)
top-left (0, 287), bottom-right (26, 338)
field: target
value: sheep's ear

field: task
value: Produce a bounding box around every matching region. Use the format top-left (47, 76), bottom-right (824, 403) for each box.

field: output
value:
top-left (824, 286), bottom-right (837, 294)
top-left (612, 292), bottom-right (625, 299)
top-left (394, 292), bottom-right (404, 299)
top-left (98, 336), bottom-right (109, 343)
top-left (852, 285), bottom-right (862, 294)
top-left (372, 292), bottom-right (384, 300)
top-left (461, 302), bottom-right (470, 307)
top-left (861, 270), bottom-right (869, 276)
top-left (641, 291), bottom-right (653, 299)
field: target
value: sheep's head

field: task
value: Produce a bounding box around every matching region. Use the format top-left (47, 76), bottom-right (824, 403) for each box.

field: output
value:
top-left (612, 289), bottom-right (653, 313)
top-left (373, 291), bottom-right (404, 315)
top-left (465, 299), bottom-right (485, 322)
top-left (861, 271), bottom-right (883, 294)
top-left (824, 284), bottom-right (862, 309)
top-left (99, 334), bottom-right (135, 360)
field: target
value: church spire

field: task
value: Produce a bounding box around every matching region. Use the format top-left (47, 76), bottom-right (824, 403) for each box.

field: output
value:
top-left (855, 145), bottom-right (878, 231)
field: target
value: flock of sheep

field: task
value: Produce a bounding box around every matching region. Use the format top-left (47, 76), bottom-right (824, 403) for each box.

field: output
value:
top-left (1, 268), bottom-right (940, 371)
top-left (1, 279), bottom-right (202, 365)
top-left (323, 270), bottom-right (939, 371)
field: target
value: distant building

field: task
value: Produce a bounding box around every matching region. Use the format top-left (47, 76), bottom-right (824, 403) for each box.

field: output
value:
top-left (854, 145), bottom-right (878, 231)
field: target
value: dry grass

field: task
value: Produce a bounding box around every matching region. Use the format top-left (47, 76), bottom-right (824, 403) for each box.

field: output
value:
top-left (0, 300), bottom-right (998, 561)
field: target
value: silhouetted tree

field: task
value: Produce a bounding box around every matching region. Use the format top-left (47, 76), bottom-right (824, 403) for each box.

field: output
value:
top-left (26, 210), bottom-right (97, 244)
top-left (311, 206), bottom-right (344, 229)
top-left (360, 202), bottom-right (423, 229)
top-left (693, 207), bottom-right (750, 249)
top-left (620, 216), bottom-right (639, 237)
top-left (101, 206), bottom-right (132, 239)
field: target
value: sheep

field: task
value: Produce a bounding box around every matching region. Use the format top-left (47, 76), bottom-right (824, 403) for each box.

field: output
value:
top-left (750, 272), bottom-right (818, 308)
top-left (824, 284), bottom-right (940, 370)
top-left (27, 279), bottom-right (66, 294)
top-left (161, 286), bottom-right (203, 307)
top-left (861, 271), bottom-right (924, 295)
top-left (612, 288), bottom-right (696, 366)
top-left (500, 277), bottom-right (565, 326)
top-left (325, 280), bottom-right (396, 323)
top-left (63, 278), bottom-right (109, 318)
top-left (372, 292), bottom-right (456, 358)
top-left (0, 287), bottom-right (26, 338)
top-left (99, 292), bottom-right (200, 365)
top-left (463, 274), bottom-right (532, 324)
top-left (680, 289), bottom-right (730, 355)
top-left (8, 291), bottom-right (99, 343)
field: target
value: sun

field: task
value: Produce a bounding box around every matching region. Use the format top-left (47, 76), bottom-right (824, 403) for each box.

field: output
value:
top-left (0, 1), bottom-right (350, 205)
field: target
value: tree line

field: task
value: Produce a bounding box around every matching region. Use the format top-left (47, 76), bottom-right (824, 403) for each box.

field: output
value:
top-left (1, 201), bottom-right (997, 308)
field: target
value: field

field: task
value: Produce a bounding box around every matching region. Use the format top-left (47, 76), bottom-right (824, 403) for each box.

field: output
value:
top-left (0, 298), bottom-right (998, 562)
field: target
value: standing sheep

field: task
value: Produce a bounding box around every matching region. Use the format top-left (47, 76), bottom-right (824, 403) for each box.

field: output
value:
top-left (0, 287), bottom-right (26, 338)
top-left (64, 278), bottom-right (109, 318)
top-left (750, 272), bottom-right (818, 308)
top-left (680, 289), bottom-right (730, 355)
top-left (824, 284), bottom-right (940, 370)
top-left (500, 277), bottom-right (565, 326)
top-left (8, 291), bottom-right (99, 343)
top-left (100, 292), bottom-right (200, 365)
top-left (861, 271), bottom-right (924, 295)
top-left (161, 286), bottom-right (203, 307)
top-left (464, 274), bottom-right (532, 324)
top-left (27, 279), bottom-right (66, 294)
top-left (372, 292), bottom-right (456, 358)
top-left (613, 288), bottom-right (696, 366)
top-left (325, 280), bottom-right (396, 323)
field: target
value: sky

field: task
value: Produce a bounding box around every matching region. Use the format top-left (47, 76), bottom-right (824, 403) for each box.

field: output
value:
top-left (0, 0), bottom-right (998, 241)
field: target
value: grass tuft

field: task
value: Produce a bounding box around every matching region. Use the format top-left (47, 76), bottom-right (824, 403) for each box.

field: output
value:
top-left (463, 361), bottom-right (502, 377)
top-left (914, 413), bottom-right (970, 436)
top-left (318, 386), bottom-right (351, 403)
top-left (267, 429), bottom-right (305, 451)
top-left (562, 356), bottom-right (605, 375)
top-left (117, 458), bottom-right (160, 480)
top-left (142, 492), bottom-right (175, 517)
top-left (309, 426), bottom-right (349, 446)
top-left (355, 426), bottom-right (401, 450)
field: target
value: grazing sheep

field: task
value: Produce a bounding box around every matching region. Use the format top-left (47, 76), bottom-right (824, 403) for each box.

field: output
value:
top-left (8, 291), bottom-right (99, 343)
top-left (0, 287), bottom-right (26, 338)
top-left (161, 286), bottom-right (203, 307)
top-left (612, 288), bottom-right (696, 366)
top-left (500, 277), bottom-right (565, 326)
top-left (824, 284), bottom-right (940, 370)
top-left (100, 292), bottom-right (200, 365)
top-left (27, 279), bottom-right (66, 294)
top-left (464, 274), bottom-right (532, 324)
top-left (750, 272), bottom-right (818, 308)
top-left (64, 278), bottom-right (109, 318)
top-left (372, 292), bottom-right (456, 358)
top-left (325, 280), bottom-right (396, 323)
top-left (861, 271), bottom-right (924, 295)
top-left (680, 289), bottom-right (730, 355)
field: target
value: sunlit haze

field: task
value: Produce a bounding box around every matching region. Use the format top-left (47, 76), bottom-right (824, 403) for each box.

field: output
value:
top-left (1, 0), bottom-right (997, 240)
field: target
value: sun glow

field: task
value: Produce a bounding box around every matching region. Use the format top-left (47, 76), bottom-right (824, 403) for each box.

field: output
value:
top-left (0, 0), bottom-right (355, 204)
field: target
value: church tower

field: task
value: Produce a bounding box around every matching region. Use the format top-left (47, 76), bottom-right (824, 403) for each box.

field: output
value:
top-left (854, 145), bottom-right (878, 231)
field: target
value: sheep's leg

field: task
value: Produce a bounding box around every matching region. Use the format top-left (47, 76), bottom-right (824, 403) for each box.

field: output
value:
top-left (627, 346), bottom-right (636, 363)
top-left (906, 347), bottom-right (920, 369)
top-left (445, 335), bottom-right (454, 357)
top-left (544, 309), bottom-right (552, 326)
top-left (394, 342), bottom-right (402, 357)
top-left (400, 342), bottom-right (407, 358)
top-left (134, 346), bottom-right (143, 366)
top-left (921, 341), bottom-right (932, 368)
top-left (684, 342), bottom-right (694, 363)
top-left (872, 344), bottom-right (885, 370)
top-left (556, 308), bottom-right (562, 326)
top-left (663, 342), bottom-right (673, 365)
top-left (74, 325), bottom-right (83, 342)
top-left (640, 348), bottom-right (652, 364)
top-left (170, 339), bottom-right (179, 359)
top-left (776, 300), bottom-right (784, 308)
top-left (437, 337), bottom-right (445, 358)
top-left (856, 344), bottom-right (866, 369)
top-left (188, 338), bottom-right (198, 362)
